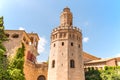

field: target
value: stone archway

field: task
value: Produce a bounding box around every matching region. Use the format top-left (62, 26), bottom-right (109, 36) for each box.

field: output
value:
top-left (37, 75), bottom-right (46, 80)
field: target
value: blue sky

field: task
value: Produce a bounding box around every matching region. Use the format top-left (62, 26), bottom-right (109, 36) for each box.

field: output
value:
top-left (0, 0), bottom-right (120, 62)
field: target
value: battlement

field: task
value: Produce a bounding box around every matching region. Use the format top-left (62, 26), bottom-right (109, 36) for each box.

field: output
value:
top-left (52, 26), bottom-right (81, 33)
top-left (51, 26), bottom-right (82, 42)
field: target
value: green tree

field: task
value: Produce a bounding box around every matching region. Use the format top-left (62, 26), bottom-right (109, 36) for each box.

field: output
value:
top-left (85, 66), bottom-right (120, 80)
top-left (0, 16), bottom-right (25, 80)
top-left (0, 46), bottom-right (8, 80)
top-left (0, 16), bottom-right (9, 80)
top-left (100, 66), bottom-right (120, 80)
top-left (85, 69), bottom-right (102, 80)
top-left (8, 43), bottom-right (25, 80)
top-left (0, 16), bottom-right (7, 42)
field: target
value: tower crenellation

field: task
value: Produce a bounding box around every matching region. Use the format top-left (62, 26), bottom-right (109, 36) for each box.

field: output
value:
top-left (51, 26), bottom-right (82, 42)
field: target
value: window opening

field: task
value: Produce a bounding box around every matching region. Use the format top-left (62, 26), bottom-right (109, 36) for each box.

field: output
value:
top-left (62, 42), bottom-right (64, 46)
top-left (78, 44), bottom-right (80, 48)
top-left (54, 43), bottom-right (55, 47)
top-left (71, 42), bottom-right (73, 46)
top-left (52, 60), bottom-right (55, 68)
top-left (70, 60), bottom-right (75, 68)
top-left (12, 34), bottom-right (19, 38)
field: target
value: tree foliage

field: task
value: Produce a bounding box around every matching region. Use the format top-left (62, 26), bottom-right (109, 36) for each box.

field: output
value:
top-left (100, 66), bottom-right (120, 80)
top-left (0, 16), bottom-right (9, 80)
top-left (8, 43), bottom-right (25, 80)
top-left (85, 67), bottom-right (102, 80)
top-left (85, 66), bottom-right (120, 80)
top-left (0, 16), bottom-right (7, 43)
top-left (0, 47), bottom-right (9, 80)
top-left (0, 16), bottom-right (25, 80)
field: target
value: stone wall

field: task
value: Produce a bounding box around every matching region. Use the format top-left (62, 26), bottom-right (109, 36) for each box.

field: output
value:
top-left (24, 61), bottom-right (48, 80)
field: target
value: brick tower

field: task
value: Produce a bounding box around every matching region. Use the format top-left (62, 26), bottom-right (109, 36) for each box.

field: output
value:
top-left (48, 7), bottom-right (85, 80)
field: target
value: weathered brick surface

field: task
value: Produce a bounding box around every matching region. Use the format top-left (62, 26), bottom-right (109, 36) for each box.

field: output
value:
top-left (24, 61), bottom-right (48, 80)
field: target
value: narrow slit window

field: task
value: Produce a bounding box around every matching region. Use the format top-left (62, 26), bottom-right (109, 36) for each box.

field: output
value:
top-left (52, 60), bottom-right (55, 68)
top-left (70, 60), bottom-right (75, 68)
top-left (71, 42), bottom-right (73, 46)
top-left (54, 43), bottom-right (55, 47)
top-left (62, 42), bottom-right (64, 46)
top-left (78, 44), bottom-right (80, 48)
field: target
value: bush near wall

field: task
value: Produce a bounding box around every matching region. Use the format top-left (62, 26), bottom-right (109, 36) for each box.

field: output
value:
top-left (85, 66), bottom-right (120, 80)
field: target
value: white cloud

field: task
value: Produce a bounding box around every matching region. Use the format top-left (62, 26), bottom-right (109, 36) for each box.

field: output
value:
top-left (19, 27), bottom-right (25, 30)
top-left (38, 37), bottom-right (47, 54)
top-left (83, 37), bottom-right (89, 43)
top-left (115, 53), bottom-right (120, 57)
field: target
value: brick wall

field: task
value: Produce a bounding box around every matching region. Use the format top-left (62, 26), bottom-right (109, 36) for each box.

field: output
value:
top-left (24, 61), bottom-right (48, 80)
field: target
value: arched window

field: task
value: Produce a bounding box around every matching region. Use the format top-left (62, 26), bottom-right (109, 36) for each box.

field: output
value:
top-left (70, 60), bottom-right (75, 68)
top-left (52, 60), bottom-right (55, 68)
top-left (37, 75), bottom-right (46, 80)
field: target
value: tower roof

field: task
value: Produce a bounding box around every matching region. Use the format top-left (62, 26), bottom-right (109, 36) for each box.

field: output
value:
top-left (60, 7), bottom-right (73, 26)
top-left (63, 7), bottom-right (70, 12)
